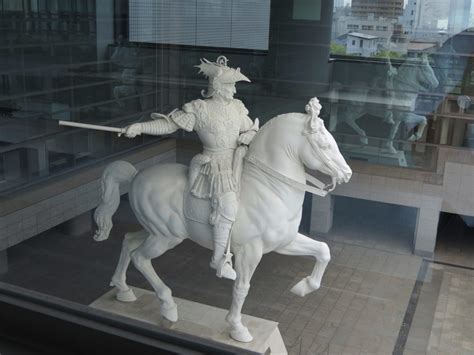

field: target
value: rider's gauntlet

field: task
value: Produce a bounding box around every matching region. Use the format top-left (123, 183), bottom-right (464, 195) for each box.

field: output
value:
top-left (238, 118), bottom-right (259, 146)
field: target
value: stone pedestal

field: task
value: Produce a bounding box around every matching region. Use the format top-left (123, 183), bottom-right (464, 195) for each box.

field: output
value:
top-left (91, 287), bottom-right (287, 355)
top-left (310, 195), bottom-right (334, 234)
top-left (414, 207), bottom-right (440, 257)
top-left (340, 144), bottom-right (408, 167)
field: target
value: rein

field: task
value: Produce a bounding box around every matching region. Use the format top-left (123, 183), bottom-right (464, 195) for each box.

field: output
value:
top-left (245, 154), bottom-right (335, 197)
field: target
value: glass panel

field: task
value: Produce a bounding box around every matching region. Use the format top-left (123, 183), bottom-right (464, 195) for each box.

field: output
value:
top-left (1, 1), bottom-right (474, 354)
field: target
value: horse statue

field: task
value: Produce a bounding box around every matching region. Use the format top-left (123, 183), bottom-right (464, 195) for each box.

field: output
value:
top-left (330, 54), bottom-right (439, 154)
top-left (92, 97), bottom-right (352, 343)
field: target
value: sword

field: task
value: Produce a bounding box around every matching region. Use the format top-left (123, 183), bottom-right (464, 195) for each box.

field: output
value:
top-left (59, 120), bottom-right (126, 136)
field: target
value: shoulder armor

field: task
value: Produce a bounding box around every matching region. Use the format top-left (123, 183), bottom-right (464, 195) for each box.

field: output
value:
top-left (183, 99), bottom-right (205, 114)
top-left (169, 99), bottom-right (205, 132)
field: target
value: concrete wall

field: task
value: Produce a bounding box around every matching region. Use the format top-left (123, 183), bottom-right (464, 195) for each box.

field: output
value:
top-left (311, 146), bottom-right (474, 257)
top-left (0, 140), bottom-right (176, 251)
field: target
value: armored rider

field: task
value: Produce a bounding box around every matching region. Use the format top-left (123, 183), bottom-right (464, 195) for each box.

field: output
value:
top-left (123, 56), bottom-right (259, 280)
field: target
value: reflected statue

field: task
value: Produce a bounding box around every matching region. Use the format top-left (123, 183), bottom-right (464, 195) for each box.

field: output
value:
top-left (110, 34), bottom-right (141, 109)
top-left (90, 58), bottom-right (352, 343)
top-left (331, 54), bottom-right (439, 154)
top-left (113, 68), bottom-right (139, 108)
top-left (110, 34), bottom-right (140, 70)
top-left (385, 54), bottom-right (439, 153)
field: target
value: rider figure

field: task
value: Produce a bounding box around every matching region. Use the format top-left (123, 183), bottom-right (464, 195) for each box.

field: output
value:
top-left (123, 56), bottom-right (259, 280)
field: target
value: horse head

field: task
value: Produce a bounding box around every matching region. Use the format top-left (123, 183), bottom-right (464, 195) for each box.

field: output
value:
top-left (399, 54), bottom-right (439, 92)
top-left (300, 98), bottom-right (352, 185)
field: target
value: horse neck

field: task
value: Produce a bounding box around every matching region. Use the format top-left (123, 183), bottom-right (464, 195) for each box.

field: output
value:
top-left (396, 64), bottom-right (431, 92)
top-left (248, 117), bottom-right (306, 183)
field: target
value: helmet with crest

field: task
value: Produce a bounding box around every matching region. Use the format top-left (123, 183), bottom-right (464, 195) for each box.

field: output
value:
top-left (196, 56), bottom-right (250, 98)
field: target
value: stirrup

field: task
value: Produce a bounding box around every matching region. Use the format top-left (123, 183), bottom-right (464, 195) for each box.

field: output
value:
top-left (216, 253), bottom-right (236, 280)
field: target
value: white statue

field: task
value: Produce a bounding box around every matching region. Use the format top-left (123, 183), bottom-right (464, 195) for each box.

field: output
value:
top-left (123, 56), bottom-right (258, 280)
top-left (330, 53), bottom-right (438, 154)
top-left (91, 58), bottom-right (352, 343)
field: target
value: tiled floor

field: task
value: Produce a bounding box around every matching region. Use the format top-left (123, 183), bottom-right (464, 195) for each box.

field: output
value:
top-left (1, 201), bottom-right (474, 355)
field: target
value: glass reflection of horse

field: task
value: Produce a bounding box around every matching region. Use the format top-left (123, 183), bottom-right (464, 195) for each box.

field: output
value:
top-left (92, 98), bottom-right (352, 343)
top-left (331, 54), bottom-right (439, 154)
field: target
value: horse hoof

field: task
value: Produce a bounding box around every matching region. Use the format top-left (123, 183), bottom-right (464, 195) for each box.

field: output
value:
top-left (230, 326), bottom-right (253, 343)
top-left (93, 231), bottom-right (109, 242)
top-left (115, 288), bottom-right (137, 303)
top-left (161, 303), bottom-right (178, 322)
top-left (382, 146), bottom-right (397, 154)
top-left (290, 278), bottom-right (319, 297)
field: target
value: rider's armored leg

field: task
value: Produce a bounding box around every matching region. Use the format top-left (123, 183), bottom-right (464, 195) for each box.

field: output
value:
top-left (211, 217), bottom-right (236, 280)
top-left (209, 192), bottom-right (238, 280)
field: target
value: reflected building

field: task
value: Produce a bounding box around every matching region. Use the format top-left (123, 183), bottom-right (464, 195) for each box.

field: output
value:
top-left (448, 0), bottom-right (472, 35)
top-left (351, 0), bottom-right (404, 19)
top-left (413, 0), bottom-right (450, 40)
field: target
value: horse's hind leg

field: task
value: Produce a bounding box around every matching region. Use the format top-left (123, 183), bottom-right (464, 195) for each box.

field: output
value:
top-left (131, 234), bottom-right (183, 322)
top-left (275, 233), bottom-right (331, 297)
top-left (110, 229), bottom-right (148, 302)
top-left (226, 241), bottom-right (263, 342)
top-left (345, 113), bottom-right (368, 144)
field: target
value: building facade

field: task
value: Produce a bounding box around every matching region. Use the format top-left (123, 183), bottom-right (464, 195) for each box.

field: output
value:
top-left (351, 0), bottom-right (404, 19)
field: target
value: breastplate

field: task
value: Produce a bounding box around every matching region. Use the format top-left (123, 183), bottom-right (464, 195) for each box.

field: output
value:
top-left (195, 100), bottom-right (242, 151)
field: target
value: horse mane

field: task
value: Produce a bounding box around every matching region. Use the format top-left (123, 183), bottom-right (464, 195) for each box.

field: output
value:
top-left (254, 112), bottom-right (306, 139)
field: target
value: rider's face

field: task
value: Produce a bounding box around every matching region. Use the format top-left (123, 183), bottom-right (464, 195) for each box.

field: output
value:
top-left (219, 83), bottom-right (236, 100)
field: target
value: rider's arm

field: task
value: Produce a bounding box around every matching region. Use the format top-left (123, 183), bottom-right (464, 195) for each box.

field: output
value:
top-left (124, 100), bottom-right (199, 137)
top-left (235, 100), bottom-right (259, 145)
top-left (124, 115), bottom-right (181, 137)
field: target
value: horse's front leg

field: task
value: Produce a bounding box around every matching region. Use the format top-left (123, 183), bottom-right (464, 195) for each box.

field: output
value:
top-left (226, 241), bottom-right (263, 342)
top-left (275, 233), bottom-right (330, 297)
top-left (384, 114), bottom-right (402, 153)
top-left (345, 110), bottom-right (368, 145)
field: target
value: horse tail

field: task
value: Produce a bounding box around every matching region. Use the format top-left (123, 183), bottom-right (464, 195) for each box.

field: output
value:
top-left (93, 160), bottom-right (137, 242)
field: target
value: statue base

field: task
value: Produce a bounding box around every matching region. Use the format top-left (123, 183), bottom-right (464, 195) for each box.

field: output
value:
top-left (340, 143), bottom-right (407, 167)
top-left (90, 287), bottom-right (287, 354)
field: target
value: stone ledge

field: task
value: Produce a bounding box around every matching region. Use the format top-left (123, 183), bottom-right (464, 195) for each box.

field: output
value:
top-left (0, 139), bottom-right (176, 217)
top-left (0, 139), bottom-right (177, 250)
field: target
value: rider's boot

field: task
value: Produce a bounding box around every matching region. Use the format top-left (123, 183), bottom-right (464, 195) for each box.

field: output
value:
top-left (210, 219), bottom-right (237, 281)
top-left (408, 120), bottom-right (427, 141)
top-left (383, 141), bottom-right (397, 154)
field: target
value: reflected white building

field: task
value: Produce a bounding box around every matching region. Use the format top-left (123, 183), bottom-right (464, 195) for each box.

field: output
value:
top-left (448, 0), bottom-right (472, 35)
top-left (346, 32), bottom-right (378, 56)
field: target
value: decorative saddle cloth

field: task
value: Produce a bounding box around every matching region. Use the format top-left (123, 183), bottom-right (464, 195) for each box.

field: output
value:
top-left (183, 182), bottom-right (213, 225)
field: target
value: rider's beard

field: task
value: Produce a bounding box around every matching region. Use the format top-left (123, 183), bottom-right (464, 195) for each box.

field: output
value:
top-left (214, 89), bottom-right (234, 103)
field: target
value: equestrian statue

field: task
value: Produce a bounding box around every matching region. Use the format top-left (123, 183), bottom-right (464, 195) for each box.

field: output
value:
top-left (329, 53), bottom-right (438, 154)
top-left (84, 57), bottom-right (352, 343)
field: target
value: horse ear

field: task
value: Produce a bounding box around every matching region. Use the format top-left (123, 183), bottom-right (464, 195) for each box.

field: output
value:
top-left (305, 113), bottom-right (323, 134)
